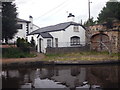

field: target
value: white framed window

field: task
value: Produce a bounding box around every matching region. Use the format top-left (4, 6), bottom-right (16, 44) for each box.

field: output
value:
top-left (17, 24), bottom-right (23, 29)
top-left (70, 36), bottom-right (80, 45)
top-left (73, 26), bottom-right (79, 32)
top-left (47, 39), bottom-right (51, 47)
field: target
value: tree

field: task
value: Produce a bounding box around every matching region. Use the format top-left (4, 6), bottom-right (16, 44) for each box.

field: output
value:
top-left (84, 17), bottom-right (96, 27)
top-left (2, 2), bottom-right (18, 44)
top-left (97, 0), bottom-right (120, 26)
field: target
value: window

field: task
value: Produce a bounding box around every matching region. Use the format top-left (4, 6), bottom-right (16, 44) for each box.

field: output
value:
top-left (17, 24), bottom-right (23, 29)
top-left (73, 26), bottom-right (79, 32)
top-left (96, 28), bottom-right (98, 30)
top-left (47, 39), bottom-right (51, 47)
top-left (71, 36), bottom-right (80, 45)
top-left (55, 38), bottom-right (58, 47)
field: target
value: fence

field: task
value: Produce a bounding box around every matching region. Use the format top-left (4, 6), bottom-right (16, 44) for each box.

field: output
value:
top-left (46, 45), bottom-right (90, 54)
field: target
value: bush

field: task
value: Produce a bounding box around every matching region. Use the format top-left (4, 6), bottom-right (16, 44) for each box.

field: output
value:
top-left (2, 47), bottom-right (35, 58)
top-left (30, 37), bottom-right (35, 47)
top-left (16, 38), bottom-right (30, 53)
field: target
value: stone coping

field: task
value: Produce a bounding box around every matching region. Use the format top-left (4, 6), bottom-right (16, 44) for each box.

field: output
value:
top-left (2, 60), bottom-right (119, 69)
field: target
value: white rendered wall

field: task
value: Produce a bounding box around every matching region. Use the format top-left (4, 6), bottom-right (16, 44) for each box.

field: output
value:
top-left (9, 22), bottom-right (28, 43)
top-left (50, 25), bottom-right (86, 47)
top-left (9, 22), bottom-right (39, 43)
top-left (37, 36), bottom-right (52, 53)
top-left (27, 34), bottom-right (39, 45)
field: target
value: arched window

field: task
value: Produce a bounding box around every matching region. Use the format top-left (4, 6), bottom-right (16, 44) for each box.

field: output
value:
top-left (70, 36), bottom-right (80, 45)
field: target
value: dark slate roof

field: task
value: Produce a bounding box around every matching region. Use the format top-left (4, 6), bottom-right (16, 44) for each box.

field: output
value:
top-left (17, 18), bottom-right (31, 23)
top-left (30, 22), bottom-right (85, 35)
top-left (40, 32), bottom-right (53, 38)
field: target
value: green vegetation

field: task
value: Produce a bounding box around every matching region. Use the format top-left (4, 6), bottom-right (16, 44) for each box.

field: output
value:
top-left (2, 47), bottom-right (36, 58)
top-left (84, 17), bottom-right (96, 27)
top-left (98, 0), bottom-right (120, 23)
top-left (16, 38), bottom-right (31, 53)
top-left (2, 38), bottom-right (37, 58)
top-left (44, 51), bottom-right (119, 61)
top-left (84, 0), bottom-right (120, 27)
top-left (2, 2), bottom-right (18, 44)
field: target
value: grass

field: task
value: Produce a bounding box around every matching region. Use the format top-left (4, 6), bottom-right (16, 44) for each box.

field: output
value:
top-left (2, 47), bottom-right (36, 58)
top-left (43, 51), bottom-right (119, 61)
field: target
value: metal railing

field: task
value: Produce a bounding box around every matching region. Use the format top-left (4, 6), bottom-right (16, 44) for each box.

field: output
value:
top-left (52, 42), bottom-right (86, 47)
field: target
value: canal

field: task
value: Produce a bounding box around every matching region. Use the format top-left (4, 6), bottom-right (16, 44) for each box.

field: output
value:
top-left (2, 64), bottom-right (119, 89)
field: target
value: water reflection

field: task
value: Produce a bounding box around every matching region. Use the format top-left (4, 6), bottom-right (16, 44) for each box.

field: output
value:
top-left (2, 65), bottom-right (119, 89)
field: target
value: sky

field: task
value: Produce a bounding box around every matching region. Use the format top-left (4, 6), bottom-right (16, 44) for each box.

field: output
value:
top-left (14, 0), bottom-right (118, 27)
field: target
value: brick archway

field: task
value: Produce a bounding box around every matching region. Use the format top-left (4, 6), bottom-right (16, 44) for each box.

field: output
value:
top-left (90, 33), bottom-right (110, 51)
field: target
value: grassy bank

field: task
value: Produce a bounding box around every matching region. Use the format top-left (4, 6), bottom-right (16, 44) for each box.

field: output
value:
top-left (44, 51), bottom-right (119, 61)
top-left (2, 47), bottom-right (36, 58)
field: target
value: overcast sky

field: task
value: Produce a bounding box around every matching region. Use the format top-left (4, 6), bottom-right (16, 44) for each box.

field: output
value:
top-left (14, 0), bottom-right (118, 27)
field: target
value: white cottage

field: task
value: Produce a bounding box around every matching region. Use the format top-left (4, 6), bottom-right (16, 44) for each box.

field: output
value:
top-left (28, 13), bottom-right (86, 53)
top-left (8, 16), bottom-right (40, 43)
top-left (28, 24), bottom-right (86, 53)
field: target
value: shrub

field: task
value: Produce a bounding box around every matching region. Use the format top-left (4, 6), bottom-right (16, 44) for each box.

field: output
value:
top-left (30, 37), bottom-right (35, 47)
top-left (16, 38), bottom-right (30, 53)
top-left (2, 47), bottom-right (35, 58)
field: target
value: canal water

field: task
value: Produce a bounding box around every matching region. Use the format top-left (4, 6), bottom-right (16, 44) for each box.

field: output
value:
top-left (2, 64), bottom-right (119, 89)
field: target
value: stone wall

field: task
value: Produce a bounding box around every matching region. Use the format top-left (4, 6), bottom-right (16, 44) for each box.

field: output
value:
top-left (46, 45), bottom-right (90, 54)
top-left (87, 30), bottom-right (120, 53)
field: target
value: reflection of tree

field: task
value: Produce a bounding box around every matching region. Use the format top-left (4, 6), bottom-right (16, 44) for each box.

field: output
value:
top-left (71, 66), bottom-right (80, 76)
top-left (47, 67), bottom-right (54, 79)
top-left (2, 77), bottom-right (20, 88)
top-left (55, 67), bottom-right (59, 76)
top-left (86, 65), bottom-right (119, 88)
top-left (18, 69), bottom-right (32, 84)
top-left (40, 66), bottom-right (54, 79)
top-left (2, 70), bottom-right (20, 88)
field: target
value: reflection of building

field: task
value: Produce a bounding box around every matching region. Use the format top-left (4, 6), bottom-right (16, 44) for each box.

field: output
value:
top-left (0, 2), bottom-right (2, 43)
top-left (38, 66), bottom-right (86, 88)
top-left (0, 2), bottom-right (2, 17)
top-left (86, 66), bottom-right (119, 88)
top-left (2, 65), bottom-right (119, 89)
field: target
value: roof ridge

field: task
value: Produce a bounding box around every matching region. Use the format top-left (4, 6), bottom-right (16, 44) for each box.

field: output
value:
top-left (29, 21), bottom-right (84, 35)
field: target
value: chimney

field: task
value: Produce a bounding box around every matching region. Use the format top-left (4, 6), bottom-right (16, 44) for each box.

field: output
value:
top-left (29, 15), bottom-right (33, 33)
top-left (67, 13), bottom-right (75, 22)
top-left (29, 15), bottom-right (33, 24)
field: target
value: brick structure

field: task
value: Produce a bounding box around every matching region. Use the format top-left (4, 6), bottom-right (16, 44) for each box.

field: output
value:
top-left (86, 20), bottom-right (120, 53)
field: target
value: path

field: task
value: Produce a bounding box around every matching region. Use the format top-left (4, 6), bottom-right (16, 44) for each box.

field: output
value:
top-left (1, 53), bottom-right (45, 64)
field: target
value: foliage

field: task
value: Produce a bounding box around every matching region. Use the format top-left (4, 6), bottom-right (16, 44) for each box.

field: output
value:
top-left (84, 17), bottom-right (96, 27)
top-left (97, 0), bottom-right (120, 28)
top-left (2, 47), bottom-right (36, 58)
top-left (2, 2), bottom-right (18, 44)
top-left (16, 38), bottom-right (30, 53)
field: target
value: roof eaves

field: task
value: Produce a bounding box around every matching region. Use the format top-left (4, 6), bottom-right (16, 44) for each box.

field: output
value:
top-left (17, 18), bottom-right (31, 23)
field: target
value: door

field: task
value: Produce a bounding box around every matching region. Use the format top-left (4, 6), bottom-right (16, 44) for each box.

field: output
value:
top-left (39, 38), bottom-right (42, 53)
top-left (55, 38), bottom-right (58, 47)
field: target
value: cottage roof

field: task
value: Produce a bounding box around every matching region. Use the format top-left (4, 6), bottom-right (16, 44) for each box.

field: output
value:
top-left (30, 22), bottom-right (85, 35)
top-left (40, 32), bottom-right (53, 38)
top-left (17, 18), bottom-right (31, 23)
